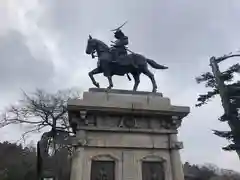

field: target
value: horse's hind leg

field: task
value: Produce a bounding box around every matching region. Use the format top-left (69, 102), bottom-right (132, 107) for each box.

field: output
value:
top-left (142, 68), bottom-right (157, 92)
top-left (132, 73), bottom-right (140, 91)
top-left (88, 67), bottom-right (102, 88)
top-left (107, 76), bottom-right (113, 90)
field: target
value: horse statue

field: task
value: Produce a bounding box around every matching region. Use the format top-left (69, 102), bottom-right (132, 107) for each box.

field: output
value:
top-left (86, 35), bottom-right (168, 92)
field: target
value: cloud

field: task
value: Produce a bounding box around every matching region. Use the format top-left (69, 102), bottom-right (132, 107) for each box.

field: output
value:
top-left (0, 30), bottom-right (53, 89)
top-left (0, 30), bottom-right (55, 108)
top-left (0, 0), bottom-right (240, 172)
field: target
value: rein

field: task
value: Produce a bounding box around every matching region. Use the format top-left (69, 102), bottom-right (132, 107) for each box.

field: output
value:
top-left (91, 42), bottom-right (109, 59)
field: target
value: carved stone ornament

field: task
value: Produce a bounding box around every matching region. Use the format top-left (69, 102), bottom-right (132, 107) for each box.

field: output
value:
top-left (80, 110), bottom-right (87, 120)
top-left (80, 110), bottom-right (88, 125)
top-left (160, 116), bottom-right (182, 130)
top-left (171, 116), bottom-right (182, 129)
top-left (119, 116), bottom-right (136, 128)
top-left (170, 141), bottom-right (183, 149)
top-left (78, 138), bottom-right (87, 146)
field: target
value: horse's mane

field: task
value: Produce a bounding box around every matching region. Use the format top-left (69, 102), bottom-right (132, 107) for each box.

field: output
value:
top-left (93, 38), bottom-right (110, 50)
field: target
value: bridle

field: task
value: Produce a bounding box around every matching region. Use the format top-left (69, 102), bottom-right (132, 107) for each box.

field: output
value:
top-left (90, 40), bottom-right (109, 59)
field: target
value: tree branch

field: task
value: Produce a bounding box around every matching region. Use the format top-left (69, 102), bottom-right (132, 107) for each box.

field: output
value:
top-left (215, 54), bottom-right (240, 63)
top-left (1, 88), bottom-right (81, 145)
top-left (196, 89), bottom-right (219, 107)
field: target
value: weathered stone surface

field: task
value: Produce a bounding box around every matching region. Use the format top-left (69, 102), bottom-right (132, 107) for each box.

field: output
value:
top-left (68, 88), bottom-right (189, 115)
top-left (68, 89), bottom-right (190, 180)
top-left (89, 88), bottom-right (163, 96)
top-left (72, 149), bottom-right (173, 180)
top-left (85, 131), bottom-right (169, 149)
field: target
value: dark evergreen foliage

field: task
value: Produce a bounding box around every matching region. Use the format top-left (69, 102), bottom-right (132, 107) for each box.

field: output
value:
top-left (196, 54), bottom-right (240, 152)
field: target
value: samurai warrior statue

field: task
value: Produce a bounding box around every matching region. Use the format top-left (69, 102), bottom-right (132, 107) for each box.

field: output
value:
top-left (110, 21), bottom-right (129, 61)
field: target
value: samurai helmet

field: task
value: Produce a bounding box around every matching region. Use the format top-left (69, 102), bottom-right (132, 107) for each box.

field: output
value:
top-left (111, 21), bottom-right (128, 32)
top-left (111, 21), bottom-right (128, 38)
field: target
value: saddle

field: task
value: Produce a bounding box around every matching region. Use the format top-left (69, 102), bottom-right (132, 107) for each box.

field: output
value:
top-left (111, 53), bottom-right (138, 68)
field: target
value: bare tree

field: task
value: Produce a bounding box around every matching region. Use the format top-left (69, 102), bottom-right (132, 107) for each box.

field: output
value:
top-left (0, 88), bottom-right (80, 147)
top-left (0, 88), bottom-right (80, 180)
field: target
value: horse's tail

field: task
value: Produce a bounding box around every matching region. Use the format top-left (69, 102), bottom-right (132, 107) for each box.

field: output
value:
top-left (146, 59), bottom-right (168, 69)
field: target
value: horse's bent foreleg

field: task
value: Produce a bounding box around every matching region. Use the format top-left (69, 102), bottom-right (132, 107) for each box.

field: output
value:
top-left (88, 68), bottom-right (102, 88)
top-left (142, 68), bottom-right (157, 92)
top-left (132, 73), bottom-right (140, 91)
top-left (107, 76), bottom-right (113, 90)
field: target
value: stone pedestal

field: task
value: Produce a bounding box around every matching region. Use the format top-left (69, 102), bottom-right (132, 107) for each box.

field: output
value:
top-left (68, 88), bottom-right (190, 180)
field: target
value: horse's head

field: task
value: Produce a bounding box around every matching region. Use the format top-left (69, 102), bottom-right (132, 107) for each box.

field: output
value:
top-left (86, 35), bottom-right (109, 56)
top-left (86, 35), bottom-right (96, 55)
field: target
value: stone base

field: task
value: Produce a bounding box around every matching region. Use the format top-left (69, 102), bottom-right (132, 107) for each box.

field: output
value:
top-left (68, 88), bottom-right (190, 180)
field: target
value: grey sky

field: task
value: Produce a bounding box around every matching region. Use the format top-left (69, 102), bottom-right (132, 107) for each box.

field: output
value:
top-left (0, 0), bottom-right (240, 171)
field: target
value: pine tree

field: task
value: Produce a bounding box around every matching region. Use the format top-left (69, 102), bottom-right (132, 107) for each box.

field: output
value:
top-left (196, 53), bottom-right (240, 156)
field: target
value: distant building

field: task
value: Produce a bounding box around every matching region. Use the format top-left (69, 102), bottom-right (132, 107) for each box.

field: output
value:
top-left (183, 163), bottom-right (200, 180)
top-left (184, 174), bottom-right (200, 180)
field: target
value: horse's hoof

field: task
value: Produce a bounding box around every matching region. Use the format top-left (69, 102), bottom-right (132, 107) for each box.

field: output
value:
top-left (105, 87), bottom-right (111, 93)
top-left (107, 86), bottom-right (113, 90)
top-left (152, 88), bottom-right (157, 93)
top-left (94, 83), bottom-right (100, 88)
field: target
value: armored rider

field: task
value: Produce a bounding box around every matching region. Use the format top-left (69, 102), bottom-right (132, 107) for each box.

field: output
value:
top-left (111, 22), bottom-right (129, 61)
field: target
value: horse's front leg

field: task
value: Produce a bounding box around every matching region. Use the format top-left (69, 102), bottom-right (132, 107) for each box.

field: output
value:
top-left (88, 67), bottom-right (102, 88)
top-left (107, 76), bottom-right (113, 90)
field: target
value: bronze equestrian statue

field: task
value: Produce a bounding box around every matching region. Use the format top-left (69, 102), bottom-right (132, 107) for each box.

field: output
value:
top-left (86, 24), bottom-right (168, 92)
